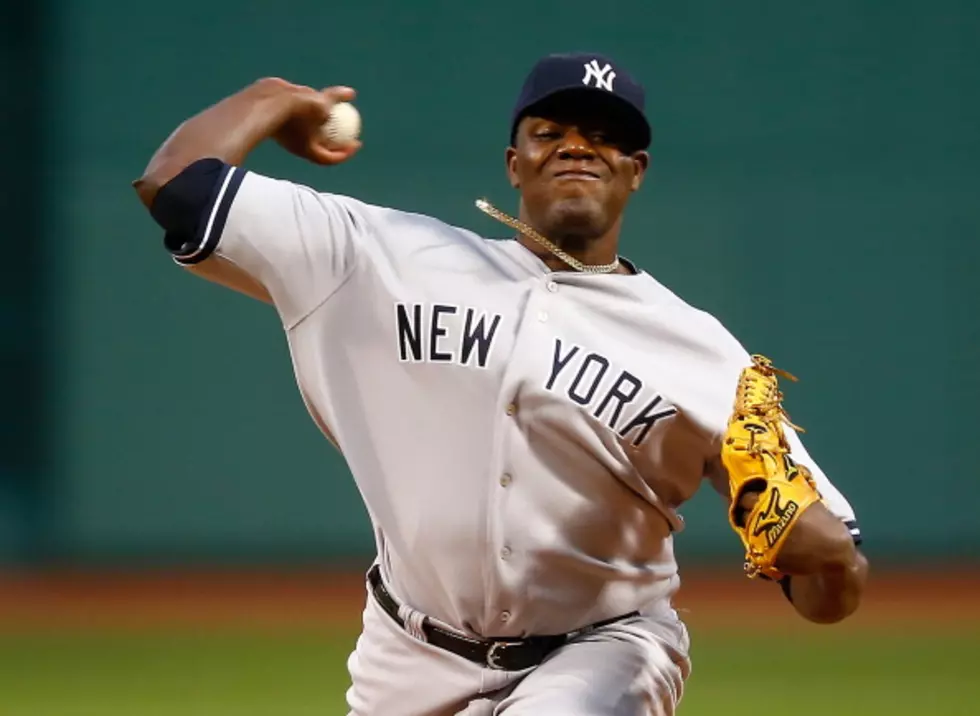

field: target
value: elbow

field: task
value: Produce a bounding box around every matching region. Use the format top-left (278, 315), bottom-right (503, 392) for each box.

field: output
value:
top-left (133, 155), bottom-right (185, 210)
top-left (132, 126), bottom-right (196, 210)
top-left (132, 173), bottom-right (161, 210)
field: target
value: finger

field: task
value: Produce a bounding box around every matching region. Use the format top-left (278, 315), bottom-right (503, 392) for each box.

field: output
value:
top-left (310, 139), bottom-right (362, 165)
top-left (323, 86), bottom-right (357, 104)
top-left (288, 86), bottom-right (337, 122)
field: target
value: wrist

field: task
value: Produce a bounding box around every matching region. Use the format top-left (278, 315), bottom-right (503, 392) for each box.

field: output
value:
top-left (203, 78), bottom-right (313, 166)
top-left (245, 77), bottom-right (309, 126)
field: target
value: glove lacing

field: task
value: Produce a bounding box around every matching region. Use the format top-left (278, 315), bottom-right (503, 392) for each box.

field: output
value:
top-left (734, 355), bottom-right (805, 444)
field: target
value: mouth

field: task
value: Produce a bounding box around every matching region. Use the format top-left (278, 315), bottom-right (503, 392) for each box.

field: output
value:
top-left (552, 169), bottom-right (601, 181)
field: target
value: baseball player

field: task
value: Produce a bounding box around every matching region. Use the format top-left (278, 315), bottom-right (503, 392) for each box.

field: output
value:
top-left (133, 52), bottom-right (868, 715)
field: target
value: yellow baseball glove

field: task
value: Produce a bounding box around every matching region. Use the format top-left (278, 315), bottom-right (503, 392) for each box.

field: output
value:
top-left (721, 355), bottom-right (823, 580)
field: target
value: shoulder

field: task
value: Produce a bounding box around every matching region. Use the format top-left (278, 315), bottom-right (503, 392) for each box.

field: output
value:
top-left (623, 270), bottom-right (756, 430)
top-left (235, 171), bottom-right (484, 243)
top-left (630, 269), bottom-right (749, 354)
top-left (325, 193), bottom-right (490, 247)
top-left (322, 196), bottom-right (518, 277)
top-left (658, 276), bottom-right (751, 370)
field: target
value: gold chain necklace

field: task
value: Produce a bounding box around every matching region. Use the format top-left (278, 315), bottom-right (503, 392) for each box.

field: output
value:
top-left (475, 199), bottom-right (621, 274)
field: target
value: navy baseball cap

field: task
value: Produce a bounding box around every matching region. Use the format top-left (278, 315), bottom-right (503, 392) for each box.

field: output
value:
top-left (510, 52), bottom-right (651, 150)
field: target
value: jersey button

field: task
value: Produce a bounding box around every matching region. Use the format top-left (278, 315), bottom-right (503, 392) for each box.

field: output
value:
top-left (505, 403), bottom-right (517, 416)
top-left (537, 310), bottom-right (549, 322)
top-left (546, 281), bottom-right (559, 293)
top-left (500, 546), bottom-right (512, 559)
top-left (500, 611), bottom-right (512, 622)
top-left (500, 473), bottom-right (512, 487)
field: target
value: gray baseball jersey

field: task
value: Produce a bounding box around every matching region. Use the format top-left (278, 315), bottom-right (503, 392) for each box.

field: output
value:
top-left (175, 164), bottom-right (861, 640)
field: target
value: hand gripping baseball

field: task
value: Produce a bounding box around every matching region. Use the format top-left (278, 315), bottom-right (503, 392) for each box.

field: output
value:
top-left (721, 355), bottom-right (823, 580)
top-left (272, 83), bottom-right (362, 166)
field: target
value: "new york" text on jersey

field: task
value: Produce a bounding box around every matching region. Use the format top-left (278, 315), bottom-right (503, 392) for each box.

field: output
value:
top-left (545, 338), bottom-right (677, 447)
top-left (395, 302), bottom-right (502, 369)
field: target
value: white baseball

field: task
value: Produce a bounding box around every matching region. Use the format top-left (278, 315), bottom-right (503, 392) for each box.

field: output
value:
top-left (319, 102), bottom-right (362, 147)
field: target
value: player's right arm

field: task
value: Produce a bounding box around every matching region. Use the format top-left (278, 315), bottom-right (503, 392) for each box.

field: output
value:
top-left (132, 78), bottom-right (366, 323)
top-left (182, 255), bottom-right (274, 305)
top-left (134, 77), bottom-right (359, 206)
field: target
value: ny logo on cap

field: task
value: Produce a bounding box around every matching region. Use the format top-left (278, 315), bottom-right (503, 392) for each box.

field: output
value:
top-left (582, 59), bottom-right (616, 92)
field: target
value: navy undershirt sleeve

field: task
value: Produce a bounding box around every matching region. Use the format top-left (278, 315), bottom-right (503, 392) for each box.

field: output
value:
top-left (150, 158), bottom-right (244, 264)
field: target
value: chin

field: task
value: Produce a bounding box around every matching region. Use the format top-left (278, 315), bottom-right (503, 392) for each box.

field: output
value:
top-left (543, 199), bottom-right (607, 243)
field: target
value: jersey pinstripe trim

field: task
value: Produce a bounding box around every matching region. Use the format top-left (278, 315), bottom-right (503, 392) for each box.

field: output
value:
top-left (173, 164), bottom-right (245, 265)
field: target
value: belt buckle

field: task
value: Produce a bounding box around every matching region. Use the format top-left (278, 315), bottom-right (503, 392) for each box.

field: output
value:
top-left (486, 641), bottom-right (516, 671)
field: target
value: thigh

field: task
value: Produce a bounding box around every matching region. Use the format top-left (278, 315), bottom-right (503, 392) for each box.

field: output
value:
top-left (494, 617), bottom-right (691, 716)
top-left (347, 592), bottom-right (497, 716)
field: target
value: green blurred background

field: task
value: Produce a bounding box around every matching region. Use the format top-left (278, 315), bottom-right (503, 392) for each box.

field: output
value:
top-left (2, 0), bottom-right (978, 714)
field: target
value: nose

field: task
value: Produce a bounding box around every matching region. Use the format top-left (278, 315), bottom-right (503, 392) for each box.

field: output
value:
top-left (556, 129), bottom-right (596, 160)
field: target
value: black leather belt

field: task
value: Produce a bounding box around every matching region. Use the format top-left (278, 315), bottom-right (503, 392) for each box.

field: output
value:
top-left (367, 563), bottom-right (638, 672)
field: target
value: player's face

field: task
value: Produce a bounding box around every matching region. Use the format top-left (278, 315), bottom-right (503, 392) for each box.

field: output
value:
top-left (506, 104), bottom-right (649, 245)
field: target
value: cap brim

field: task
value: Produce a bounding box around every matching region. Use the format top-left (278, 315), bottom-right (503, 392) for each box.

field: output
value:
top-left (511, 86), bottom-right (651, 150)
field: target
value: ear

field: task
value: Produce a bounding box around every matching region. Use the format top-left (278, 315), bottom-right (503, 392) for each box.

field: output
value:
top-left (505, 145), bottom-right (520, 189)
top-left (630, 151), bottom-right (650, 192)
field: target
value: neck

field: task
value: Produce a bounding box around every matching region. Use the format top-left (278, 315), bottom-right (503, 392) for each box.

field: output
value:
top-left (516, 208), bottom-right (629, 274)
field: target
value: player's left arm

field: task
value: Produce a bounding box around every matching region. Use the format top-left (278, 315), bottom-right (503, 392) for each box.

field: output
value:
top-left (709, 445), bottom-right (868, 624)
top-left (705, 349), bottom-right (868, 625)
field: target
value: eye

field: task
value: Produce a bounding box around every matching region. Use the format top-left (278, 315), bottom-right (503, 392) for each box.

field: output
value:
top-left (533, 128), bottom-right (562, 141)
top-left (588, 131), bottom-right (610, 144)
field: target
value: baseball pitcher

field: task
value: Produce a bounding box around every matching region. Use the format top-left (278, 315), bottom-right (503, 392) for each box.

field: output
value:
top-left (133, 52), bottom-right (868, 715)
